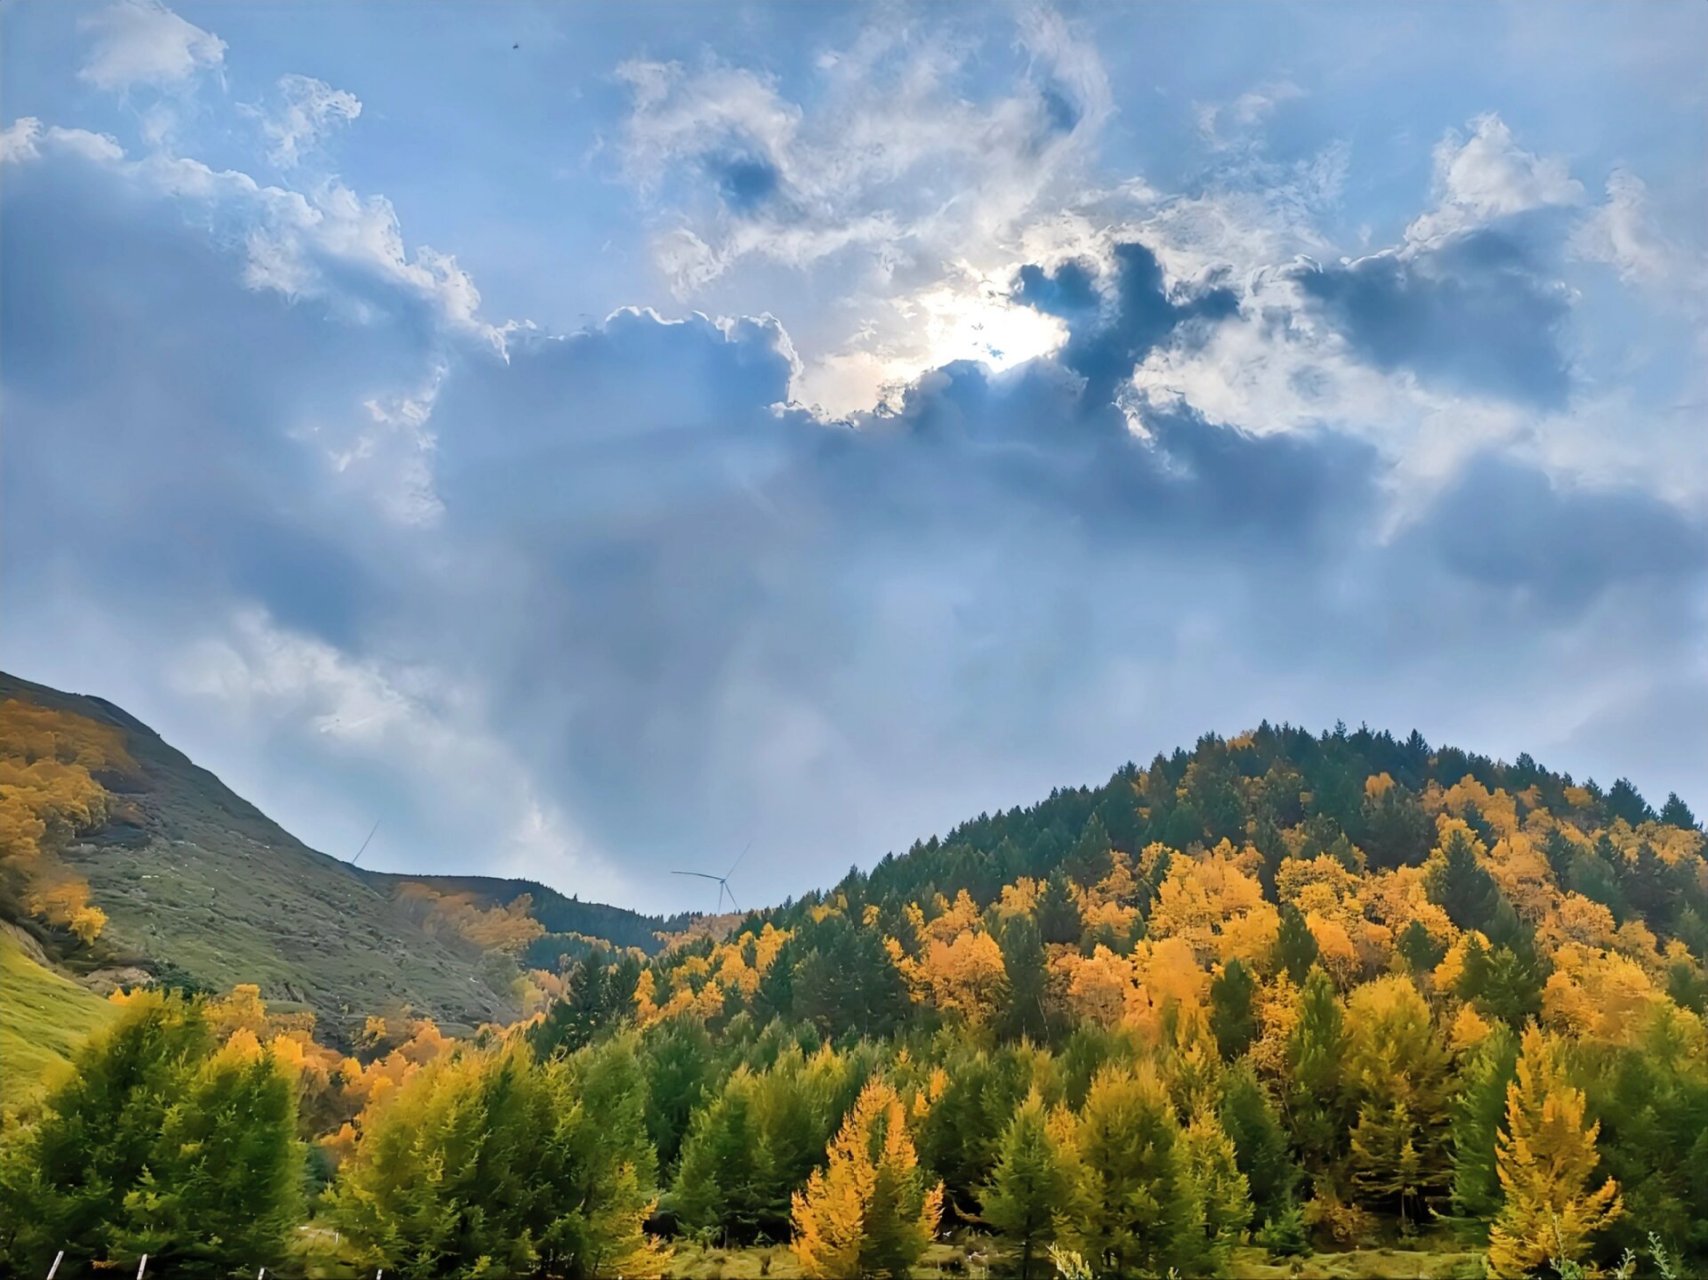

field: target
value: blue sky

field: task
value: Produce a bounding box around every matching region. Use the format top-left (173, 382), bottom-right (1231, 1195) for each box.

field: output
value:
top-left (3, 1), bottom-right (1704, 913)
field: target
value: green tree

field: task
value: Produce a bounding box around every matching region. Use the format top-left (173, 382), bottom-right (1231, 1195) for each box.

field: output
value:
top-left (670, 1068), bottom-right (773, 1243)
top-left (1449, 1022), bottom-right (1518, 1219)
top-left (324, 1038), bottom-right (663, 1279)
top-left (1343, 977), bottom-right (1451, 1221)
top-left (1272, 904), bottom-right (1320, 984)
top-left (0, 990), bottom-right (303, 1278)
top-left (1209, 958), bottom-right (1259, 1061)
top-left (1036, 871), bottom-right (1082, 946)
top-left (1285, 968), bottom-right (1349, 1174)
top-left (997, 913), bottom-right (1052, 1043)
top-left (1218, 1063), bottom-right (1297, 1226)
top-left (1067, 1065), bottom-right (1202, 1278)
top-left (1179, 1108), bottom-right (1251, 1274)
top-left (981, 1089), bottom-right (1080, 1280)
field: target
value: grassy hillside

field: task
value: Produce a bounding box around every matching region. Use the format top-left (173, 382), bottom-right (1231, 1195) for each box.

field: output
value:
top-left (0, 672), bottom-right (674, 1044)
top-left (0, 926), bottom-right (116, 1105)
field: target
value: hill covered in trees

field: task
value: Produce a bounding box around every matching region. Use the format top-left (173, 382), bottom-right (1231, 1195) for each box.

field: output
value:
top-left (4, 711), bottom-right (1705, 1278)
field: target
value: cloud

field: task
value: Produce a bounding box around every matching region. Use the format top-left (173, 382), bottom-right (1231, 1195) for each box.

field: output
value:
top-left (1292, 230), bottom-right (1574, 408)
top-left (255, 75), bottom-right (363, 170)
top-left (78, 0), bottom-right (226, 93)
top-left (1406, 114), bottom-right (1583, 245)
top-left (615, 9), bottom-right (1112, 292)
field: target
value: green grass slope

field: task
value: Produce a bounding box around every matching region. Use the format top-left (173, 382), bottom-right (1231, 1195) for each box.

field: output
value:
top-left (0, 926), bottom-right (117, 1104)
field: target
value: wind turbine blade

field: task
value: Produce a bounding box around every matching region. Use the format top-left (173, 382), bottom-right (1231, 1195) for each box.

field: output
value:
top-left (725, 886), bottom-right (741, 913)
top-left (725, 838), bottom-right (754, 879)
top-left (671, 871), bottom-right (724, 881)
top-left (351, 819), bottom-right (381, 866)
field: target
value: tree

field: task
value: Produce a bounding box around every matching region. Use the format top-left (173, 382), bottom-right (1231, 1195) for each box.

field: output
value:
top-left (1272, 904), bottom-right (1320, 984)
top-left (790, 1077), bottom-right (943, 1279)
top-left (996, 913), bottom-right (1051, 1043)
top-left (1179, 1108), bottom-right (1251, 1273)
top-left (1209, 958), bottom-right (1259, 1061)
top-left (324, 1038), bottom-right (665, 1279)
top-left (1067, 1065), bottom-right (1202, 1278)
top-left (671, 1068), bottom-right (773, 1243)
top-left (1285, 968), bottom-right (1348, 1173)
top-left (1659, 792), bottom-right (1698, 830)
top-left (1036, 870), bottom-right (1082, 946)
top-left (1450, 1023), bottom-right (1518, 1219)
top-left (980, 1089), bottom-right (1080, 1280)
top-left (1343, 977), bottom-right (1451, 1221)
top-left (1486, 1025), bottom-right (1621, 1280)
top-left (1065, 815), bottom-right (1114, 888)
top-left (0, 989), bottom-right (303, 1278)
top-left (1219, 1063), bottom-right (1297, 1226)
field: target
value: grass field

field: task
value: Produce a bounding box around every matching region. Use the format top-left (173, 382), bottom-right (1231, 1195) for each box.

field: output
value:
top-left (0, 926), bottom-right (116, 1106)
top-left (655, 1235), bottom-right (1485, 1279)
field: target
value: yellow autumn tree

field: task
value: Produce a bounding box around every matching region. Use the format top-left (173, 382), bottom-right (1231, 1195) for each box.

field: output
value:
top-left (791, 1077), bottom-right (944, 1279)
top-left (1485, 1024), bottom-right (1621, 1279)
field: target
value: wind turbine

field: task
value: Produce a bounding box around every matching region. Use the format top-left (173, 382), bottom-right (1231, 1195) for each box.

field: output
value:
top-left (349, 819), bottom-right (381, 867)
top-left (672, 840), bottom-right (751, 914)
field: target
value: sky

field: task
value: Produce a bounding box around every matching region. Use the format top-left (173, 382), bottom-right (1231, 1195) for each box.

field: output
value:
top-left (2, 1), bottom-right (1704, 915)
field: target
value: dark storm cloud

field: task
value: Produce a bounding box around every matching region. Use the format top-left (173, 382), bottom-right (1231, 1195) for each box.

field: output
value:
top-left (1014, 242), bottom-right (1239, 406)
top-left (1292, 228), bottom-right (1574, 408)
top-left (1415, 455), bottom-right (1708, 614)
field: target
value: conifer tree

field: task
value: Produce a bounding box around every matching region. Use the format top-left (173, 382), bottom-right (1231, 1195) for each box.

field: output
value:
top-left (671, 1068), bottom-right (773, 1242)
top-left (325, 1038), bottom-right (664, 1279)
top-left (980, 1089), bottom-right (1080, 1280)
top-left (790, 1077), bottom-right (943, 1279)
top-left (1218, 1063), bottom-right (1297, 1225)
top-left (1209, 957), bottom-right (1259, 1061)
top-left (1067, 1065), bottom-right (1202, 1278)
top-left (1486, 1025), bottom-right (1621, 1279)
top-left (1179, 1107), bottom-right (1252, 1273)
top-left (1343, 977), bottom-right (1451, 1220)
top-left (1450, 1022), bottom-right (1518, 1220)
top-left (1037, 870), bottom-right (1083, 946)
top-left (1285, 967), bottom-right (1349, 1173)
top-left (0, 989), bottom-right (303, 1277)
top-left (1273, 904), bottom-right (1320, 984)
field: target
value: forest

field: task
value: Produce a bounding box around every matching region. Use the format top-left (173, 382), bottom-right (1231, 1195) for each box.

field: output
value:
top-left (3, 714), bottom-right (1706, 1279)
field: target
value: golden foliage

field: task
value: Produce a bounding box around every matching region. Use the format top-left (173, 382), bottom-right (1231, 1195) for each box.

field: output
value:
top-left (790, 1077), bottom-right (944, 1278)
top-left (1486, 1025), bottom-right (1621, 1278)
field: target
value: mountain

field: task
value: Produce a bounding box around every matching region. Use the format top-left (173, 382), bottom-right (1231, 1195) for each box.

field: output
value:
top-left (0, 671), bottom-right (674, 1044)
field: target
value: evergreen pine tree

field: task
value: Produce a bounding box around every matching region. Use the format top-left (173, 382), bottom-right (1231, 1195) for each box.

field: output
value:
top-left (1449, 1023), bottom-right (1518, 1219)
top-left (1066, 1065), bottom-right (1202, 1278)
top-left (1209, 957), bottom-right (1259, 1061)
top-left (1273, 904), bottom-right (1320, 984)
top-left (980, 1089), bottom-right (1079, 1280)
top-left (1218, 1063), bottom-right (1297, 1225)
top-left (1286, 968), bottom-right (1349, 1174)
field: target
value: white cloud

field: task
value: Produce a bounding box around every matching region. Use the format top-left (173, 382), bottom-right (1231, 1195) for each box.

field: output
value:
top-left (1571, 168), bottom-right (1700, 291)
top-left (256, 74), bottom-right (363, 170)
top-left (170, 608), bottom-right (634, 904)
top-left (78, 0), bottom-right (225, 93)
top-left (1195, 79), bottom-right (1305, 149)
top-left (1406, 114), bottom-right (1582, 245)
top-left (15, 125), bottom-right (500, 351)
top-left (616, 11), bottom-right (1112, 289)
